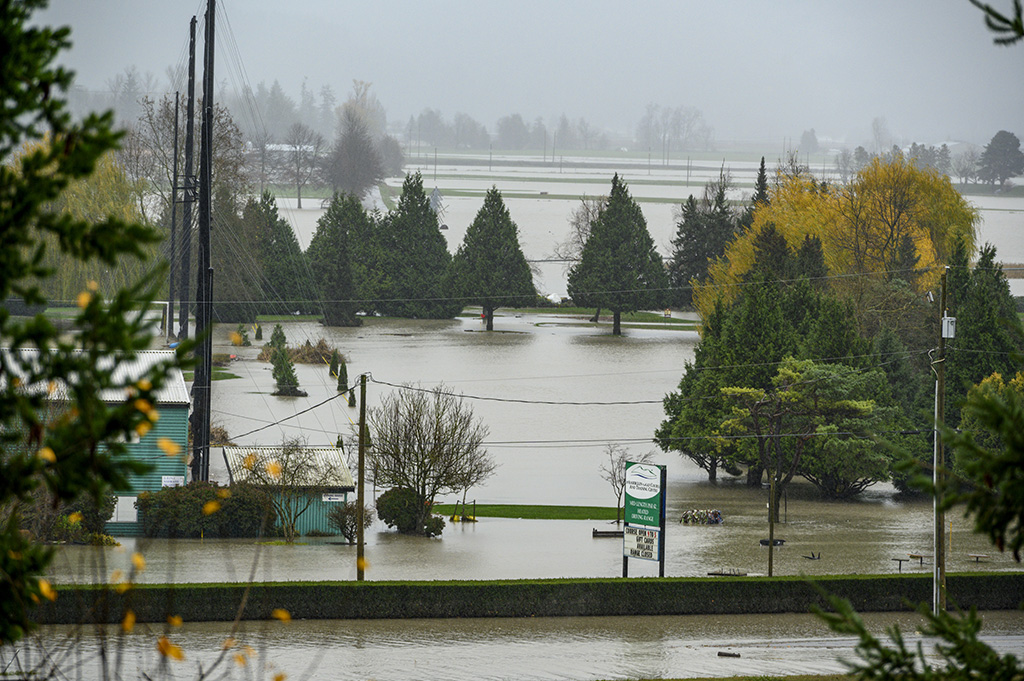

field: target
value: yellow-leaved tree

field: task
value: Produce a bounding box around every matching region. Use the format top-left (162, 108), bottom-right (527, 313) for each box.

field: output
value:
top-left (695, 155), bottom-right (977, 333)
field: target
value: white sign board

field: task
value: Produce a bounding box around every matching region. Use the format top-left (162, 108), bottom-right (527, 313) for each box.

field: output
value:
top-left (322, 493), bottom-right (346, 503)
top-left (623, 525), bottom-right (660, 562)
top-left (161, 475), bottom-right (185, 488)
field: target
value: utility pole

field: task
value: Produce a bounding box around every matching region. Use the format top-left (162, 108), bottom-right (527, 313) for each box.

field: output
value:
top-left (934, 268), bottom-right (952, 614)
top-left (357, 374), bottom-right (367, 581)
top-left (191, 0), bottom-right (214, 482)
top-left (168, 90), bottom-right (179, 342)
top-left (177, 16), bottom-right (197, 341)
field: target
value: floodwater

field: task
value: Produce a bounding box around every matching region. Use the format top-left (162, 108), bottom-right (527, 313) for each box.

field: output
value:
top-left (209, 314), bottom-right (696, 507)
top-left (9, 612), bottom-right (1024, 680)
top-left (48, 315), bottom-right (1023, 585)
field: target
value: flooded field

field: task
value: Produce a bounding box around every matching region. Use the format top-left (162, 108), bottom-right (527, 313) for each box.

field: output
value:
top-left (279, 158), bottom-right (1024, 298)
top-left (47, 314), bottom-right (1023, 585)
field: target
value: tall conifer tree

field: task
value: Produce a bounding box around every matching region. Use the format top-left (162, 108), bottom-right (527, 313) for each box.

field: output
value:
top-left (568, 174), bottom-right (668, 334)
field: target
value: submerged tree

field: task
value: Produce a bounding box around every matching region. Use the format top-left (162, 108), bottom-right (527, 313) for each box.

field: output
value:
top-left (367, 386), bottom-right (492, 536)
top-left (306, 193), bottom-right (363, 326)
top-left (449, 187), bottom-right (536, 330)
top-left (375, 173), bottom-right (461, 319)
top-left (568, 174), bottom-right (668, 334)
top-left (599, 444), bottom-right (655, 525)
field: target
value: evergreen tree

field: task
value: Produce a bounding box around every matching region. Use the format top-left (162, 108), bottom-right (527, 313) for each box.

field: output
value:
top-left (794, 234), bottom-right (828, 286)
top-left (669, 170), bottom-right (738, 307)
top-left (449, 187), bottom-right (536, 330)
top-left (739, 156), bottom-right (770, 231)
top-left (338, 358), bottom-right (349, 393)
top-left (269, 323), bottom-right (286, 349)
top-left (568, 174), bottom-right (668, 334)
top-left (977, 129), bottom-right (1024, 188)
top-left (945, 243), bottom-right (1024, 427)
top-left (329, 349), bottom-right (339, 379)
top-left (375, 173), bottom-right (461, 318)
top-left (271, 345), bottom-right (303, 396)
top-left (306, 193), bottom-right (362, 326)
top-left (247, 192), bottom-right (315, 316)
top-left (210, 186), bottom-right (262, 323)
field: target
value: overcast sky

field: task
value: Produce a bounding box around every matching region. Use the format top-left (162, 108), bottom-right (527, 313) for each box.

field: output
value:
top-left (39, 1), bottom-right (1024, 148)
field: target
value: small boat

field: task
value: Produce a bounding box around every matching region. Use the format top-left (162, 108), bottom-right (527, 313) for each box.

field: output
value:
top-left (759, 538), bottom-right (785, 547)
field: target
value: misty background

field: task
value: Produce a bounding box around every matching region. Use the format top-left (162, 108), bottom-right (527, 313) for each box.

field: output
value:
top-left (38, 0), bottom-right (1024, 149)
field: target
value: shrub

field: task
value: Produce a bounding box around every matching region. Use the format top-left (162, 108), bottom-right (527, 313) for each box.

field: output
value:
top-left (136, 481), bottom-right (275, 538)
top-left (327, 501), bottom-right (373, 544)
top-left (376, 487), bottom-right (444, 537)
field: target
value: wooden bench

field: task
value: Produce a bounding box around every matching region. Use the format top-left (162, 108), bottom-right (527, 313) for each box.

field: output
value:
top-left (908, 553), bottom-right (932, 565)
top-left (968, 553), bottom-right (990, 562)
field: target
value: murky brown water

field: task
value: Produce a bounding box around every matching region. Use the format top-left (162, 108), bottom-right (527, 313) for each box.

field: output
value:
top-left (9, 612), bottom-right (1024, 680)
top-left (46, 313), bottom-right (1021, 585)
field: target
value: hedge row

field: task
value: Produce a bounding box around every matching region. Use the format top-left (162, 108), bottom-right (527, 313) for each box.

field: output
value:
top-left (34, 573), bottom-right (1024, 625)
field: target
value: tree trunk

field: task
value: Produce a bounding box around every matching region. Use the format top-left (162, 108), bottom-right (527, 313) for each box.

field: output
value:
top-left (297, 182), bottom-right (302, 209)
top-left (746, 462), bottom-right (763, 486)
top-left (708, 459), bottom-right (718, 483)
top-left (612, 310), bottom-right (621, 335)
top-left (485, 306), bottom-right (494, 331)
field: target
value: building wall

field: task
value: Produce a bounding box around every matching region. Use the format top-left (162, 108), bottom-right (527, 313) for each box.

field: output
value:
top-left (106, 403), bottom-right (189, 536)
top-left (285, 490), bottom-right (350, 536)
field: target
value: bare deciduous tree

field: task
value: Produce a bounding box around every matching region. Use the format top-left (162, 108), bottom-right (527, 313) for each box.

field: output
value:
top-left (281, 122), bottom-right (324, 209)
top-left (599, 444), bottom-right (655, 525)
top-left (238, 438), bottom-right (338, 542)
top-left (368, 385), bottom-right (493, 535)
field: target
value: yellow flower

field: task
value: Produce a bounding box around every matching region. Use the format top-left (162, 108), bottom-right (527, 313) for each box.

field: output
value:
top-left (86, 280), bottom-right (99, 291)
top-left (131, 552), bottom-right (146, 572)
top-left (229, 331), bottom-right (243, 346)
top-left (167, 614), bottom-right (183, 627)
top-left (115, 582), bottom-right (132, 594)
top-left (47, 380), bottom-right (57, 395)
top-left (202, 500), bottom-right (221, 515)
top-left (157, 636), bottom-right (184, 661)
top-left (242, 453), bottom-right (256, 470)
top-left (265, 460), bottom-right (282, 480)
top-left (67, 512), bottom-right (83, 525)
top-left (157, 438), bottom-right (182, 457)
top-left (37, 579), bottom-right (57, 602)
top-left (148, 409), bottom-right (160, 423)
top-left (135, 420), bottom-right (152, 438)
top-left (134, 398), bottom-right (152, 414)
top-left (110, 569), bottom-right (124, 583)
top-left (221, 637), bottom-right (237, 650)
top-left (121, 609), bottom-right (136, 633)
top-left (216, 488), bottom-right (231, 499)
top-left (37, 447), bottom-right (56, 463)
top-left (136, 378), bottom-right (152, 391)
top-left (233, 653), bottom-right (247, 667)
top-left (357, 556), bottom-right (370, 572)
top-left (76, 291), bottom-right (92, 308)
top-left (274, 674), bottom-right (287, 681)
top-left (271, 608), bottom-right (291, 623)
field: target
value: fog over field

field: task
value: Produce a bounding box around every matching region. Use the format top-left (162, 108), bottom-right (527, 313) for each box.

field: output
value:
top-left (38, 0), bottom-right (1024, 147)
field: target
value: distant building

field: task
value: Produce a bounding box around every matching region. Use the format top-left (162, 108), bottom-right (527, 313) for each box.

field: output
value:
top-left (223, 445), bottom-right (355, 536)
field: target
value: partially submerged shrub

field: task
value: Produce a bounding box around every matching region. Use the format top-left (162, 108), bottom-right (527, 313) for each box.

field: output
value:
top-left (136, 481), bottom-right (275, 538)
